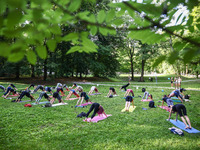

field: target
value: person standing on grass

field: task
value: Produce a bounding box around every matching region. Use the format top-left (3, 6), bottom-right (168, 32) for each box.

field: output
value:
top-left (124, 96), bottom-right (134, 112)
top-left (84, 103), bottom-right (107, 122)
top-left (174, 77), bottom-right (177, 89)
top-left (170, 77), bottom-right (173, 88)
top-left (177, 77), bottom-right (182, 89)
top-left (168, 104), bottom-right (192, 129)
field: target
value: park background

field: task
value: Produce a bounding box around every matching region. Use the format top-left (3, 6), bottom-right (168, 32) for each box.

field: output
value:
top-left (0, 0), bottom-right (200, 150)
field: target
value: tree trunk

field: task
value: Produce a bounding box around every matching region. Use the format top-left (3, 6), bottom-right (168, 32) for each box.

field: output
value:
top-left (15, 63), bottom-right (20, 79)
top-left (31, 65), bottom-right (35, 78)
top-left (139, 59), bottom-right (145, 82)
top-left (43, 59), bottom-right (47, 81)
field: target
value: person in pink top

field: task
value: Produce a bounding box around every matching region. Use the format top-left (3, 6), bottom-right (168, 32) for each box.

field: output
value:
top-left (84, 103), bottom-right (107, 122)
top-left (124, 89), bottom-right (134, 97)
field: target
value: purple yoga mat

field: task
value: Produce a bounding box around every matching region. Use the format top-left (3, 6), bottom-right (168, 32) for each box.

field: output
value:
top-left (80, 102), bottom-right (93, 106)
top-left (158, 105), bottom-right (171, 112)
top-left (83, 114), bottom-right (112, 123)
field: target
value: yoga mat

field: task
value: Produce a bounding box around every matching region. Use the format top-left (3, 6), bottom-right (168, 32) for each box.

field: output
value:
top-left (167, 119), bottom-right (200, 133)
top-left (184, 99), bottom-right (191, 102)
top-left (158, 105), bottom-right (171, 112)
top-left (65, 97), bottom-right (78, 100)
top-left (121, 106), bottom-right (136, 112)
top-left (32, 101), bottom-right (50, 105)
top-left (88, 93), bottom-right (101, 95)
top-left (172, 100), bottom-right (182, 102)
top-left (52, 103), bottom-right (68, 107)
top-left (83, 114), bottom-right (112, 123)
top-left (75, 102), bottom-right (93, 108)
top-left (171, 97), bottom-right (178, 99)
top-left (141, 99), bottom-right (152, 102)
top-left (8, 94), bottom-right (19, 97)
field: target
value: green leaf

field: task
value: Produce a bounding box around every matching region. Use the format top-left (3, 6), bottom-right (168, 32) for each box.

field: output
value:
top-left (0, 0), bottom-right (6, 14)
top-left (182, 48), bottom-right (198, 64)
top-left (173, 42), bottom-right (187, 51)
top-left (90, 26), bottom-right (97, 35)
top-left (99, 27), bottom-right (108, 36)
top-left (26, 50), bottom-right (37, 65)
top-left (68, 0), bottom-right (82, 12)
top-left (7, 0), bottom-right (24, 9)
top-left (88, 14), bottom-right (96, 23)
top-left (0, 42), bottom-right (10, 57)
top-left (36, 45), bottom-right (47, 59)
top-left (8, 51), bottom-right (24, 62)
top-left (108, 28), bottom-right (116, 35)
top-left (153, 55), bottom-right (166, 68)
top-left (66, 46), bottom-right (81, 54)
top-left (47, 40), bottom-right (57, 52)
top-left (49, 24), bottom-right (61, 35)
top-left (7, 10), bottom-right (23, 28)
top-left (97, 10), bottom-right (106, 24)
top-left (196, 24), bottom-right (200, 31)
top-left (112, 18), bottom-right (124, 26)
top-left (106, 9), bottom-right (115, 23)
top-left (188, 26), bottom-right (194, 33)
top-left (167, 51), bottom-right (179, 64)
top-left (63, 33), bottom-right (79, 41)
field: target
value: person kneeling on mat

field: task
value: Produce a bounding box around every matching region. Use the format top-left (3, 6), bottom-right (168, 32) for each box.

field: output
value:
top-left (84, 103), bottom-right (107, 122)
top-left (125, 96), bottom-right (134, 112)
top-left (50, 92), bottom-right (65, 104)
top-left (168, 104), bottom-right (192, 129)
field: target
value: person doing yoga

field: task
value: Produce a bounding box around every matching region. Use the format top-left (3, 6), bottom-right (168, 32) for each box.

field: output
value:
top-left (50, 92), bottom-right (64, 104)
top-left (168, 104), bottom-right (192, 129)
top-left (107, 87), bottom-right (117, 97)
top-left (124, 89), bottom-right (134, 97)
top-left (3, 87), bottom-right (19, 99)
top-left (66, 89), bottom-right (79, 100)
top-left (84, 103), bottom-right (107, 122)
top-left (162, 95), bottom-right (174, 107)
top-left (0, 85), bottom-right (6, 92)
top-left (125, 96), bottom-right (134, 112)
top-left (76, 92), bottom-right (91, 106)
top-left (120, 82), bottom-right (130, 91)
top-left (142, 91), bottom-right (152, 100)
top-left (168, 88), bottom-right (185, 103)
top-left (88, 86), bottom-right (99, 95)
top-left (35, 91), bottom-right (51, 104)
top-left (16, 90), bottom-right (35, 102)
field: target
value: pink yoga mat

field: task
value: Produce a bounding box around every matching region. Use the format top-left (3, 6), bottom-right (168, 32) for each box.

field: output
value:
top-left (158, 105), bottom-right (171, 112)
top-left (83, 114), bottom-right (112, 123)
top-left (141, 99), bottom-right (152, 102)
top-left (66, 98), bottom-right (79, 100)
top-left (79, 102), bottom-right (93, 106)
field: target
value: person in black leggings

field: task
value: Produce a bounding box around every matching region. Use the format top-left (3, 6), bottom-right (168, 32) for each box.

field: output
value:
top-left (125, 96), bottom-right (134, 111)
top-left (168, 104), bottom-right (192, 129)
top-left (84, 103), bottom-right (107, 122)
top-left (16, 90), bottom-right (35, 102)
top-left (120, 82), bottom-right (130, 91)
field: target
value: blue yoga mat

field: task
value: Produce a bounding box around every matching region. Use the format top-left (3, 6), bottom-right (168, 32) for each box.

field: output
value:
top-left (172, 100), bottom-right (182, 102)
top-left (171, 97), bottom-right (178, 99)
top-left (168, 119), bottom-right (200, 133)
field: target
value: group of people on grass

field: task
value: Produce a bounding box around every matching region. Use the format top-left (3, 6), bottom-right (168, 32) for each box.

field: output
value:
top-left (170, 76), bottom-right (182, 89)
top-left (0, 79), bottom-right (192, 129)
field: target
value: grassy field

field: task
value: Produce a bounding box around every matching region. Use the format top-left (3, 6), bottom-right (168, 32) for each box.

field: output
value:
top-left (0, 76), bottom-right (200, 150)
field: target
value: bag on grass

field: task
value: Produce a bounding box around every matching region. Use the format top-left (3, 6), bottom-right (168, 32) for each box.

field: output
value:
top-left (77, 112), bottom-right (86, 118)
top-left (24, 104), bottom-right (32, 107)
top-left (149, 101), bottom-right (155, 108)
top-left (45, 103), bottom-right (52, 107)
top-left (142, 88), bottom-right (146, 92)
top-left (185, 94), bottom-right (189, 99)
top-left (169, 127), bottom-right (184, 136)
top-left (109, 95), bottom-right (113, 98)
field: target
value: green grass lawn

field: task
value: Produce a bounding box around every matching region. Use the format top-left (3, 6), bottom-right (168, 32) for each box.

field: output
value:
top-left (0, 78), bottom-right (200, 150)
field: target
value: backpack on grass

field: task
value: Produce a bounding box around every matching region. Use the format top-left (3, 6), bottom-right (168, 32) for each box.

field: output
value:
top-left (149, 101), bottom-right (155, 108)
